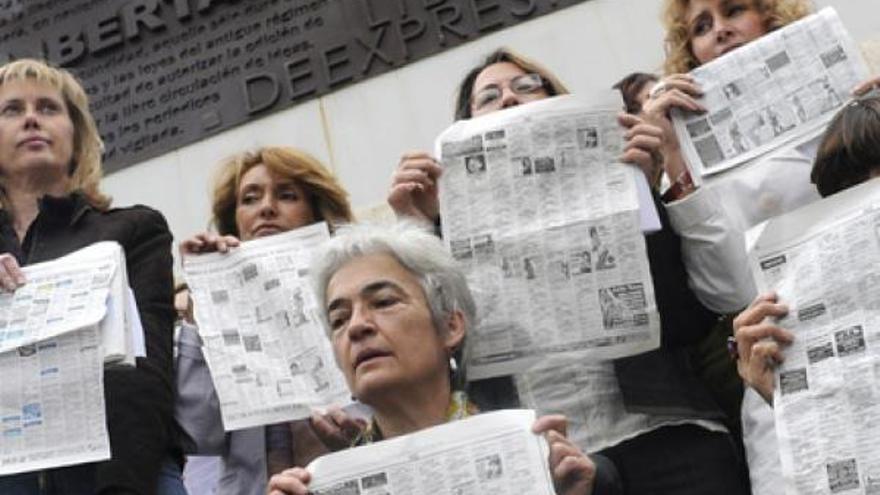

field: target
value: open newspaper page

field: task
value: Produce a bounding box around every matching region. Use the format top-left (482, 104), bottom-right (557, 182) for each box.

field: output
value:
top-left (0, 326), bottom-right (110, 475)
top-left (184, 223), bottom-right (350, 431)
top-left (0, 253), bottom-right (115, 354)
top-left (672, 7), bottom-right (869, 183)
top-left (748, 179), bottom-right (880, 495)
top-left (516, 356), bottom-right (668, 453)
top-left (436, 95), bottom-right (660, 379)
top-left (306, 410), bottom-right (554, 495)
top-left (54, 242), bottom-right (138, 364)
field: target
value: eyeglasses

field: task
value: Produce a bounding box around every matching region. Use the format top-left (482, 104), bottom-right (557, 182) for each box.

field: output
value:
top-left (471, 73), bottom-right (546, 113)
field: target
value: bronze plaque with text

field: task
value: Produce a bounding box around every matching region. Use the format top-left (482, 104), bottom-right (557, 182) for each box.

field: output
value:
top-left (0, 0), bottom-right (590, 172)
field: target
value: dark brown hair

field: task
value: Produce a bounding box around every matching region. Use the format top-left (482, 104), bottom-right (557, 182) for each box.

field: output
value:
top-left (613, 72), bottom-right (659, 114)
top-left (454, 48), bottom-right (569, 121)
top-left (811, 93), bottom-right (880, 197)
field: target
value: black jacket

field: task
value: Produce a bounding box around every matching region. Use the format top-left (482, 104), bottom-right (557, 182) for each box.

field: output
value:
top-left (0, 192), bottom-right (176, 494)
top-left (612, 194), bottom-right (723, 419)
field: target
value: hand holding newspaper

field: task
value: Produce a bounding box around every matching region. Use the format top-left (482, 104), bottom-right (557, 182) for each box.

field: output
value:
top-left (183, 223), bottom-right (350, 431)
top-left (747, 179), bottom-right (880, 495)
top-left (672, 7), bottom-right (869, 184)
top-left (435, 94), bottom-right (661, 379)
top-left (305, 410), bottom-right (556, 495)
top-left (0, 242), bottom-right (140, 475)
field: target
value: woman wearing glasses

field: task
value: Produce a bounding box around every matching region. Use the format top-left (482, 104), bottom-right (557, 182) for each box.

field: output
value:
top-left (384, 48), bottom-right (748, 495)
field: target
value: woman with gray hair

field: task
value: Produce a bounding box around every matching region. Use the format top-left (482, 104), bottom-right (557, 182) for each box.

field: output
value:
top-left (268, 221), bottom-right (621, 495)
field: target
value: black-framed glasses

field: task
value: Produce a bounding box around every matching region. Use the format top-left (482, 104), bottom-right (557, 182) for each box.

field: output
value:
top-left (471, 73), bottom-right (545, 112)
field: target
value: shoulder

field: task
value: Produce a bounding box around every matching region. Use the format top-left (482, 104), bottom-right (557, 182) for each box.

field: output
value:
top-left (102, 204), bottom-right (169, 226)
top-left (90, 204), bottom-right (171, 237)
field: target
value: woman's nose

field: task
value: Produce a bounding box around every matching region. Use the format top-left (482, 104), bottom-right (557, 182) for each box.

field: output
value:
top-left (500, 87), bottom-right (520, 109)
top-left (23, 106), bottom-right (40, 129)
top-left (258, 196), bottom-right (277, 216)
top-left (714, 18), bottom-right (734, 43)
top-left (347, 305), bottom-right (375, 340)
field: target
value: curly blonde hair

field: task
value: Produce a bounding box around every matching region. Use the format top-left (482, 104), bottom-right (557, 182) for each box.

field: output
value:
top-left (662, 0), bottom-right (813, 75)
top-left (211, 146), bottom-right (354, 237)
top-left (0, 59), bottom-right (110, 210)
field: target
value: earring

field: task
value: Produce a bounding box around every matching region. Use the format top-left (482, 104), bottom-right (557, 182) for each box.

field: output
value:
top-left (449, 355), bottom-right (458, 373)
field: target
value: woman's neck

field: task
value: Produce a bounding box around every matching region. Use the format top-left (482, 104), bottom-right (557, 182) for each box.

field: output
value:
top-left (371, 380), bottom-right (454, 440)
top-left (5, 174), bottom-right (68, 241)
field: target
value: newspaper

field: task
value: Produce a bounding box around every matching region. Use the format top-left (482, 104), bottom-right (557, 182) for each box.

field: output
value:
top-left (0, 326), bottom-right (110, 475)
top-left (748, 179), bottom-right (880, 495)
top-left (672, 7), bottom-right (869, 183)
top-left (57, 241), bottom-right (144, 364)
top-left (516, 357), bottom-right (669, 453)
top-left (306, 410), bottom-right (555, 495)
top-left (436, 95), bottom-right (661, 379)
top-left (0, 253), bottom-right (114, 354)
top-left (183, 223), bottom-right (350, 431)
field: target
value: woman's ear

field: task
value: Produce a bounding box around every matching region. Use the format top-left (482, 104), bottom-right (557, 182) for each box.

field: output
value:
top-left (443, 309), bottom-right (466, 353)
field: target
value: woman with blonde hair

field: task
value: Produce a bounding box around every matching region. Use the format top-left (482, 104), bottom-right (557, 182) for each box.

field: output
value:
top-left (176, 146), bottom-right (354, 495)
top-left (621, 2), bottom-right (880, 493)
top-left (0, 59), bottom-right (178, 494)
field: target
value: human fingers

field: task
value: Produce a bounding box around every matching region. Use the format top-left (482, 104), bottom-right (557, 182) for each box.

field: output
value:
top-left (624, 134), bottom-right (663, 154)
top-left (735, 322), bottom-right (793, 374)
top-left (650, 77), bottom-right (703, 99)
top-left (387, 184), bottom-right (431, 221)
top-left (214, 235), bottom-right (240, 254)
top-left (327, 407), bottom-right (367, 442)
top-left (179, 233), bottom-right (210, 256)
top-left (751, 339), bottom-right (785, 366)
top-left (544, 429), bottom-right (595, 495)
top-left (400, 151), bottom-right (436, 162)
top-left (619, 148), bottom-right (655, 171)
top-left (392, 169), bottom-right (437, 191)
top-left (744, 339), bottom-right (784, 401)
top-left (733, 293), bottom-right (785, 327)
top-left (851, 76), bottom-right (880, 96)
top-left (623, 121), bottom-right (664, 141)
top-left (649, 89), bottom-right (706, 115)
top-left (310, 410), bottom-right (347, 450)
top-left (267, 467), bottom-right (311, 495)
top-left (532, 414), bottom-right (567, 437)
top-left (398, 153), bottom-right (442, 177)
top-left (617, 112), bottom-right (642, 130)
top-left (397, 158), bottom-right (442, 183)
top-left (0, 254), bottom-right (25, 292)
top-left (180, 233), bottom-right (240, 256)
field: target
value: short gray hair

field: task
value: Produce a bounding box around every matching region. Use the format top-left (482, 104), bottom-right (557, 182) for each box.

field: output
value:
top-left (310, 221), bottom-right (477, 387)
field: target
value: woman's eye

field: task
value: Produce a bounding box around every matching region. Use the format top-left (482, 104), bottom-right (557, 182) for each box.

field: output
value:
top-left (0, 104), bottom-right (21, 116)
top-left (474, 87), bottom-right (500, 109)
top-left (240, 193), bottom-right (259, 205)
top-left (374, 297), bottom-right (398, 309)
top-left (693, 17), bottom-right (711, 36)
top-left (38, 101), bottom-right (62, 114)
top-left (329, 313), bottom-right (348, 330)
top-left (279, 190), bottom-right (300, 201)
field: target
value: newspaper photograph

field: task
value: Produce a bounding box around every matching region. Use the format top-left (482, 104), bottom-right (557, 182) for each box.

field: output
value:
top-left (748, 179), bottom-right (880, 495)
top-left (183, 223), bottom-right (350, 431)
top-left (436, 95), bottom-right (660, 379)
top-left (306, 410), bottom-right (555, 495)
top-left (0, 326), bottom-right (110, 475)
top-left (672, 7), bottom-right (870, 182)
